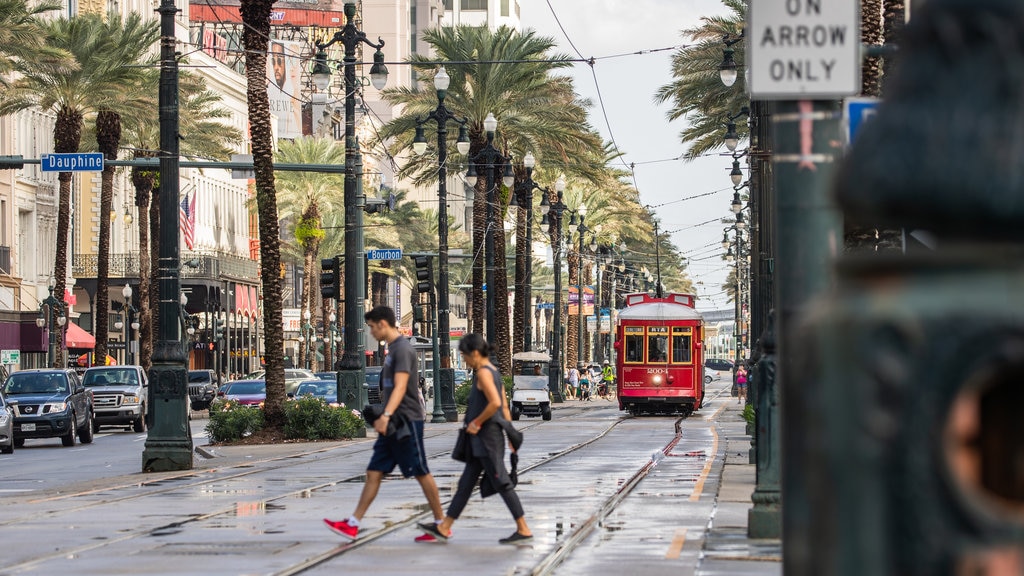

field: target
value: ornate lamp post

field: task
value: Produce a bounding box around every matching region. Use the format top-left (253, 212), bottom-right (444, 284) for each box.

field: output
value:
top-left (326, 311), bottom-right (338, 371)
top-left (567, 206), bottom-right (589, 368)
top-left (36, 277), bottom-right (66, 368)
top-left (539, 176), bottom-right (567, 402)
top-left (310, 2), bottom-right (388, 412)
top-left (465, 112), bottom-right (513, 345)
top-left (412, 66), bottom-right (470, 423)
top-left (302, 310), bottom-right (313, 371)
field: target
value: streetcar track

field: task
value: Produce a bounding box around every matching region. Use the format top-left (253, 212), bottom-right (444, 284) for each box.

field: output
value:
top-left (0, 409), bottom-right (597, 573)
top-left (527, 417), bottom-right (686, 576)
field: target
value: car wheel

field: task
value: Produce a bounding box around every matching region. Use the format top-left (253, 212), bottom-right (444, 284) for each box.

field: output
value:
top-left (704, 375), bottom-right (712, 385)
top-left (61, 414), bottom-right (77, 446)
top-left (133, 405), bottom-right (147, 433)
top-left (541, 407), bottom-right (552, 421)
top-left (13, 437), bottom-right (24, 448)
top-left (511, 405), bottom-right (521, 421)
top-left (78, 411), bottom-right (94, 444)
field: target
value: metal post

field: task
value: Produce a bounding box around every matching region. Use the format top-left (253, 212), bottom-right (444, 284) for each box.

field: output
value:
top-left (484, 155), bottom-right (497, 346)
top-left (774, 100), bottom-right (842, 545)
top-left (593, 261), bottom-right (601, 365)
top-left (549, 227), bottom-right (564, 402)
top-left (523, 178), bottom-right (534, 353)
top-left (143, 0), bottom-right (192, 471)
top-left (576, 225), bottom-right (585, 367)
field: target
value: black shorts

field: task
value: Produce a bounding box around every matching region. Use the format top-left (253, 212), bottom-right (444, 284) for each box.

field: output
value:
top-left (367, 420), bottom-right (430, 478)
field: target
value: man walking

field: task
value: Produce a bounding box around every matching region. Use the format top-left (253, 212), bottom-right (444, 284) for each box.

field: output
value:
top-left (323, 306), bottom-right (445, 542)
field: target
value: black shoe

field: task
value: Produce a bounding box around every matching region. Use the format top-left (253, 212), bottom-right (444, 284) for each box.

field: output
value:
top-left (417, 521), bottom-right (450, 541)
top-left (499, 531), bottom-right (533, 545)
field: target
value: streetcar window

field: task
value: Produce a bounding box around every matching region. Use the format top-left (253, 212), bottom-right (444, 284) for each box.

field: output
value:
top-left (672, 328), bottom-right (692, 364)
top-left (647, 327), bottom-right (669, 363)
top-left (624, 326), bottom-right (644, 363)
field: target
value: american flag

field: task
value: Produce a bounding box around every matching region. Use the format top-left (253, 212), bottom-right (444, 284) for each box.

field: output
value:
top-left (179, 191), bottom-right (195, 250)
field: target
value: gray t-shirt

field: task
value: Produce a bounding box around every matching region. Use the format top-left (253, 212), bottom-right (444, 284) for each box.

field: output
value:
top-left (381, 336), bottom-right (424, 422)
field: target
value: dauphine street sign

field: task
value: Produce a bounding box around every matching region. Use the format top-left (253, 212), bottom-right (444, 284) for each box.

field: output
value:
top-left (40, 153), bottom-right (104, 172)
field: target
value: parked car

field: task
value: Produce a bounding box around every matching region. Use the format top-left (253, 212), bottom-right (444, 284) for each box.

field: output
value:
top-left (364, 366), bottom-right (382, 405)
top-left (3, 369), bottom-right (94, 447)
top-left (220, 380), bottom-right (266, 406)
top-left (703, 358), bottom-right (734, 384)
top-left (188, 370), bottom-right (219, 411)
top-left (294, 380), bottom-right (338, 405)
top-left (83, 365), bottom-right (148, 432)
top-left (453, 369), bottom-right (469, 385)
top-left (240, 369), bottom-right (318, 395)
top-left (0, 392), bottom-right (15, 454)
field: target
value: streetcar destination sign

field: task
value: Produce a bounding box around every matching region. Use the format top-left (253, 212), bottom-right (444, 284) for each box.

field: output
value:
top-left (748, 0), bottom-right (860, 99)
top-left (366, 249), bottom-right (402, 260)
top-left (40, 152), bottom-right (104, 172)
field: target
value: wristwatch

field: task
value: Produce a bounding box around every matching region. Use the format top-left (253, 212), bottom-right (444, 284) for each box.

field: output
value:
top-left (383, 410), bottom-right (393, 417)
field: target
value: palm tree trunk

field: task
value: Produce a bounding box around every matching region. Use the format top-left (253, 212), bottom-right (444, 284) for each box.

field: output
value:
top-left (300, 244), bottom-right (314, 371)
top-left (94, 109), bottom-right (120, 366)
top-left (241, 0), bottom-right (286, 428)
top-left (52, 108), bottom-right (83, 368)
top-left (131, 162), bottom-right (155, 371)
top-left (566, 247), bottom-right (579, 370)
top-left (471, 178), bottom-right (484, 335)
top-left (512, 199), bottom-right (526, 356)
top-left (494, 215), bottom-right (511, 376)
top-left (861, 0), bottom-right (883, 97)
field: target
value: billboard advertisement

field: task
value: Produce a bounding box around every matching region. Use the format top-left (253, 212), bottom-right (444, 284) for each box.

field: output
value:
top-left (267, 39), bottom-right (305, 139)
top-left (190, 0), bottom-right (348, 27)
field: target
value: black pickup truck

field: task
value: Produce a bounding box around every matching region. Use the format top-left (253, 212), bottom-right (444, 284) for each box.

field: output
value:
top-left (2, 369), bottom-right (94, 447)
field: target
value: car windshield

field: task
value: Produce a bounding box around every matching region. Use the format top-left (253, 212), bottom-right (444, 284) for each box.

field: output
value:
top-left (4, 373), bottom-right (68, 395)
top-left (285, 370), bottom-right (315, 380)
top-left (365, 369), bottom-right (381, 386)
top-left (228, 381), bottom-right (265, 395)
top-left (297, 382), bottom-right (332, 396)
top-left (514, 377), bottom-right (549, 390)
top-left (83, 369), bottom-right (137, 387)
top-left (188, 371), bottom-right (213, 383)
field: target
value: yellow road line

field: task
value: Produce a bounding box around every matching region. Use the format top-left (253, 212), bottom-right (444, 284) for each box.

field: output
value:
top-left (689, 425), bottom-right (719, 502)
top-left (705, 402), bottom-right (727, 422)
top-left (665, 528), bottom-right (688, 559)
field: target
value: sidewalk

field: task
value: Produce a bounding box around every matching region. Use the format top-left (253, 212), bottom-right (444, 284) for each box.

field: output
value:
top-left (698, 399), bottom-right (782, 575)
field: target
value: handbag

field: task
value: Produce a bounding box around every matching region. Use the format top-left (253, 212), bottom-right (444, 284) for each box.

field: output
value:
top-left (452, 427), bottom-right (470, 462)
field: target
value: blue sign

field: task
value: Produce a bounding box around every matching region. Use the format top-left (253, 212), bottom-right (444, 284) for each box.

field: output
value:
top-left (366, 249), bottom-right (402, 260)
top-left (40, 152), bottom-right (104, 172)
top-left (536, 303), bottom-right (555, 310)
top-left (845, 97), bottom-right (880, 144)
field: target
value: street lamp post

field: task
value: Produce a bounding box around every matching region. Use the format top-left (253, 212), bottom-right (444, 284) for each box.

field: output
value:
top-left (311, 2), bottom-right (388, 412)
top-left (466, 112), bottom-right (513, 345)
top-left (539, 176), bottom-right (567, 402)
top-left (120, 284), bottom-right (139, 365)
top-left (37, 278), bottom-right (66, 368)
top-left (302, 310), bottom-right (312, 371)
top-left (412, 67), bottom-right (470, 424)
top-left (512, 151), bottom-right (547, 354)
top-left (143, 0), bottom-right (192, 471)
top-left (327, 311), bottom-right (338, 371)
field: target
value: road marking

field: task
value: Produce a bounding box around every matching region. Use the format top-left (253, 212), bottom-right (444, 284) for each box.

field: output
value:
top-left (705, 402), bottom-right (727, 422)
top-left (665, 528), bottom-right (687, 559)
top-left (689, 425), bottom-right (718, 502)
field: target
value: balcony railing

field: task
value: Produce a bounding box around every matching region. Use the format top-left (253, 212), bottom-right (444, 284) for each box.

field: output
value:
top-left (73, 252), bottom-right (259, 280)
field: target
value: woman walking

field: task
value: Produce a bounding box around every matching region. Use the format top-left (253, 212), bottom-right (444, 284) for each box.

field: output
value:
top-left (736, 365), bottom-right (748, 404)
top-left (419, 333), bottom-right (533, 545)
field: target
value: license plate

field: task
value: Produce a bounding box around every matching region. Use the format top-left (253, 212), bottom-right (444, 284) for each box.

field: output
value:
top-left (526, 397), bottom-right (537, 401)
top-left (523, 401), bottom-right (538, 405)
top-left (21, 423), bottom-right (36, 432)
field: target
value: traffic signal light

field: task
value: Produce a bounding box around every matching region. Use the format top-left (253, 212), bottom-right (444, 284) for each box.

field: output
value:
top-left (413, 256), bottom-right (433, 294)
top-left (320, 256), bottom-right (341, 301)
top-left (213, 318), bottom-right (224, 345)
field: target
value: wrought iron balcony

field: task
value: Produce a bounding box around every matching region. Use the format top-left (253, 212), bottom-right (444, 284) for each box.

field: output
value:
top-left (73, 252), bottom-right (259, 281)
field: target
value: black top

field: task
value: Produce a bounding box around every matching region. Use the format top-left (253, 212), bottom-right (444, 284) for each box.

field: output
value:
top-left (465, 365), bottom-right (502, 426)
top-left (381, 336), bottom-right (424, 422)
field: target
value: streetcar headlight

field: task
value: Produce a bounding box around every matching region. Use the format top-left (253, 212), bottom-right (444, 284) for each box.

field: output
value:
top-left (652, 374), bottom-right (663, 385)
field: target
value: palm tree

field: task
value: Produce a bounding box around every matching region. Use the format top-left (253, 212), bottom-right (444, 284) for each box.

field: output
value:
top-left (0, 0), bottom-right (68, 90)
top-left (91, 14), bottom-right (159, 366)
top-left (114, 71), bottom-right (239, 371)
top-left (274, 137), bottom-right (346, 371)
top-left (0, 13), bottom-right (156, 367)
top-left (240, 0), bottom-right (287, 427)
top-left (378, 24), bottom-right (605, 375)
top-left (654, 0), bottom-right (747, 160)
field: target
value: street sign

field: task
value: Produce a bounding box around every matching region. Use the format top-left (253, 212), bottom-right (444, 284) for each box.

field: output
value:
top-left (230, 154), bottom-right (254, 179)
top-left (366, 249), bottom-right (402, 260)
top-left (844, 97), bottom-right (880, 144)
top-left (748, 0), bottom-right (860, 99)
top-left (40, 152), bottom-right (104, 172)
top-left (1, 349), bottom-right (19, 364)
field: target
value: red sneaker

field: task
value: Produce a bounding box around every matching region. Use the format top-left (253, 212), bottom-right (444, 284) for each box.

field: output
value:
top-left (415, 526), bottom-right (451, 543)
top-left (323, 518), bottom-right (358, 540)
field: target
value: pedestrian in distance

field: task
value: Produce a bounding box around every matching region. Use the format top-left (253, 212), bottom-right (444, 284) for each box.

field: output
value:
top-left (736, 365), bottom-right (748, 405)
top-left (323, 306), bottom-right (445, 543)
top-left (600, 361), bottom-right (614, 400)
top-left (419, 333), bottom-right (533, 545)
top-left (567, 365), bottom-right (579, 400)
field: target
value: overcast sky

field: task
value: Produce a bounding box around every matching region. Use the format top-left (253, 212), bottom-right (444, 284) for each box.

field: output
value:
top-left (519, 0), bottom-right (736, 311)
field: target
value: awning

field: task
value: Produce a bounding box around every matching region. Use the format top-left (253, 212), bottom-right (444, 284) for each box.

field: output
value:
top-left (65, 322), bottom-right (96, 349)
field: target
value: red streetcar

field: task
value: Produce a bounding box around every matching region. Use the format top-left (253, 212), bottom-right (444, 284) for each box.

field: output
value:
top-left (614, 292), bottom-right (705, 417)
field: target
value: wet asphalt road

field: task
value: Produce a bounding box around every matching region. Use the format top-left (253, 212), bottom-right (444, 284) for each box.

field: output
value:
top-left (0, 381), bottom-right (756, 575)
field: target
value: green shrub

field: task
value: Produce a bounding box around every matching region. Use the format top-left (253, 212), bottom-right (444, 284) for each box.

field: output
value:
top-left (206, 399), bottom-right (265, 442)
top-left (742, 403), bottom-right (756, 426)
top-left (283, 395), bottom-right (364, 440)
top-left (454, 381), bottom-right (472, 407)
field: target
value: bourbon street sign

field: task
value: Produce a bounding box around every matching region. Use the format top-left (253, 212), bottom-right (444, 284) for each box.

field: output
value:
top-left (748, 0), bottom-right (860, 99)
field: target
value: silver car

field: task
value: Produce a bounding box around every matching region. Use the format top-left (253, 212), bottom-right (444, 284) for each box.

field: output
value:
top-left (0, 392), bottom-right (14, 454)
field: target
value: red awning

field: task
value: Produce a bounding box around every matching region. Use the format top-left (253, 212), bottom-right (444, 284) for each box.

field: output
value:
top-left (65, 322), bottom-right (96, 349)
